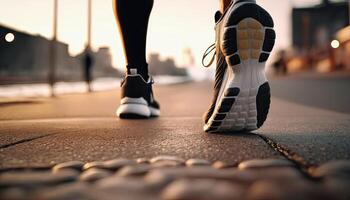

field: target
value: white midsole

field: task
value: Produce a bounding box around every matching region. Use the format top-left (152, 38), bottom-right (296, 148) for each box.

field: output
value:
top-left (205, 60), bottom-right (266, 132)
top-left (117, 97), bottom-right (160, 117)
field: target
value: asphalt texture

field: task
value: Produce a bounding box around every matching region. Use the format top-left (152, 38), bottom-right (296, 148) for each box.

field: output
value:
top-left (0, 77), bottom-right (349, 168)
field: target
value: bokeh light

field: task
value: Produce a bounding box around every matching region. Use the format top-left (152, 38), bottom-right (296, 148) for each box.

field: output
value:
top-left (331, 40), bottom-right (340, 49)
top-left (5, 33), bottom-right (15, 43)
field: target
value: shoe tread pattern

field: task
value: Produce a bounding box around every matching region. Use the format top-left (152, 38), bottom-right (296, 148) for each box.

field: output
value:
top-left (205, 3), bottom-right (274, 133)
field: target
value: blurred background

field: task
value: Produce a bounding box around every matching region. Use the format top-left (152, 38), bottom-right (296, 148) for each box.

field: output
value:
top-left (0, 0), bottom-right (349, 97)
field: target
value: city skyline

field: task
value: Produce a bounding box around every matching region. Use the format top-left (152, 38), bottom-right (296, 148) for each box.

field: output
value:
top-left (0, 0), bottom-right (326, 69)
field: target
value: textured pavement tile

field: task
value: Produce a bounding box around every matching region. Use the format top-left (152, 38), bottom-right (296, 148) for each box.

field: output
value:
top-left (116, 164), bottom-right (156, 177)
top-left (94, 177), bottom-right (160, 200)
top-left (0, 187), bottom-right (27, 200)
top-left (136, 157), bottom-right (150, 164)
top-left (150, 156), bottom-right (186, 165)
top-left (0, 170), bottom-right (78, 188)
top-left (162, 178), bottom-right (246, 200)
top-left (238, 159), bottom-right (295, 170)
top-left (35, 182), bottom-right (90, 200)
top-left (79, 168), bottom-right (112, 182)
top-left (0, 158), bottom-right (350, 200)
top-left (246, 179), bottom-right (330, 200)
top-left (82, 158), bottom-right (136, 171)
top-left (145, 167), bottom-right (256, 184)
top-left (52, 161), bottom-right (84, 173)
top-left (321, 178), bottom-right (350, 200)
top-left (186, 158), bottom-right (211, 166)
top-left (311, 160), bottom-right (350, 179)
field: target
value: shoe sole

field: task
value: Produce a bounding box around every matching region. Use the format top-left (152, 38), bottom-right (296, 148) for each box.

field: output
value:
top-left (204, 3), bottom-right (275, 133)
top-left (117, 98), bottom-right (160, 119)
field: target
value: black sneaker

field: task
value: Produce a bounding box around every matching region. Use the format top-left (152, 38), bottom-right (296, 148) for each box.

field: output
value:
top-left (203, 0), bottom-right (275, 132)
top-left (116, 68), bottom-right (160, 119)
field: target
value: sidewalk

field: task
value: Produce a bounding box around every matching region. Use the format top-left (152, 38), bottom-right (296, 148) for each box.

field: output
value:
top-left (1, 81), bottom-right (349, 168)
top-left (1, 81), bottom-right (350, 200)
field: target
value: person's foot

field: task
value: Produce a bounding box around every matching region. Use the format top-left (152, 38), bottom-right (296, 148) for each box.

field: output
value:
top-left (203, 0), bottom-right (275, 132)
top-left (116, 68), bottom-right (160, 119)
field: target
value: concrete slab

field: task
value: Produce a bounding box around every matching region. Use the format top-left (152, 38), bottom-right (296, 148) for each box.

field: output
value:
top-left (1, 81), bottom-right (350, 168)
top-left (0, 117), bottom-right (282, 168)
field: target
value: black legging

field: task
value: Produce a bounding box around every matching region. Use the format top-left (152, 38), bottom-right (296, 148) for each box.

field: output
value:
top-left (114, 0), bottom-right (154, 78)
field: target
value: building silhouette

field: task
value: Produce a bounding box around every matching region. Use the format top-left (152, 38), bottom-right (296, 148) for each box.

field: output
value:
top-left (0, 24), bottom-right (121, 84)
top-left (292, 0), bottom-right (349, 50)
top-left (148, 53), bottom-right (187, 76)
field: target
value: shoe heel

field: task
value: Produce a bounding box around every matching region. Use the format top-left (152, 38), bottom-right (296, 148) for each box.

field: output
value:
top-left (214, 6), bottom-right (274, 131)
top-left (222, 20), bottom-right (275, 68)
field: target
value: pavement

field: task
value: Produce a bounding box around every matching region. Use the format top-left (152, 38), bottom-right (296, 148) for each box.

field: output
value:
top-left (1, 76), bottom-right (350, 200)
top-left (1, 76), bottom-right (350, 168)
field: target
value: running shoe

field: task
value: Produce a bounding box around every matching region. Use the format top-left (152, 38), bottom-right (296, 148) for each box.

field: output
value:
top-left (116, 68), bottom-right (160, 119)
top-left (203, 0), bottom-right (275, 132)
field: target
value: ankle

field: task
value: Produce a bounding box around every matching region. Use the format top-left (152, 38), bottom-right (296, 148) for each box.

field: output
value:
top-left (126, 64), bottom-right (149, 81)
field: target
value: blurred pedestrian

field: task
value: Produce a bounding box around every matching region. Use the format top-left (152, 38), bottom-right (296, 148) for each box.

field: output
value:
top-left (273, 50), bottom-right (288, 75)
top-left (83, 49), bottom-right (94, 92)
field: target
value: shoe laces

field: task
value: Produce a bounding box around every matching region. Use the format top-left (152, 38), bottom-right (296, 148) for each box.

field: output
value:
top-left (120, 74), bottom-right (154, 87)
top-left (202, 43), bottom-right (216, 68)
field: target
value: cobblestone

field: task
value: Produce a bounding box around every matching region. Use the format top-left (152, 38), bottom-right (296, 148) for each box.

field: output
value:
top-left (238, 159), bottom-right (295, 170)
top-left (36, 183), bottom-right (90, 200)
top-left (79, 169), bottom-right (112, 182)
top-left (150, 156), bottom-right (185, 166)
top-left (52, 161), bottom-right (84, 173)
top-left (83, 159), bottom-right (136, 171)
top-left (0, 169), bottom-right (78, 189)
top-left (311, 160), bottom-right (350, 179)
top-left (162, 179), bottom-right (246, 200)
top-left (0, 157), bottom-right (349, 200)
top-left (186, 159), bottom-right (211, 166)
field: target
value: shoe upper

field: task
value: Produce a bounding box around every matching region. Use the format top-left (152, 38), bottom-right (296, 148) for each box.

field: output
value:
top-left (120, 69), bottom-right (160, 110)
top-left (203, 11), bottom-right (228, 124)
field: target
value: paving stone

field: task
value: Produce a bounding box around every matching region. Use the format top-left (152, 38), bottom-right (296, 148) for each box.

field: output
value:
top-left (94, 177), bottom-right (158, 200)
top-left (83, 159), bottom-right (136, 171)
top-left (52, 161), bottom-right (84, 173)
top-left (152, 160), bottom-right (184, 167)
top-left (238, 159), bottom-right (295, 170)
top-left (247, 179), bottom-right (330, 200)
top-left (116, 164), bottom-right (155, 177)
top-left (248, 168), bottom-right (304, 183)
top-left (148, 167), bottom-right (304, 186)
top-left (82, 161), bottom-right (105, 171)
top-left (103, 158), bottom-right (136, 171)
top-left (145, 167), bottom-right (256, 184)
top-left (136, 158), bottom-right (150, 164)
top-left (35, 182), bottom-right (90, 200)
top-left (79, 168), bottom-right (111, 182)
top-left (143, 169), bottom-right (175, 188)
top-left (162, 178), bottom-right (246, 200)
top-left (212, 161), bottom-right (233, 169)
top-left (0, 187), bottom-right (27, 200)
top-left (312, 160), bottom-right (350, 179)
top-left (1, 158), bottom-right (349, 200)
top-left (321, 178), bottom-right (350, 200)
top-left (0, 169), bottom-right (78, 188)
top-left (186, 159), bottom-right (211, 166)
top-left (33, 182), bottom-right (91, 200)
top-left (150, 156), bottom-right (185, 165)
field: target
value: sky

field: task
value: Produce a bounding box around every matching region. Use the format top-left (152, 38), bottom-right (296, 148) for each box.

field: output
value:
top-left (0, 0), bottom-right (325, 69)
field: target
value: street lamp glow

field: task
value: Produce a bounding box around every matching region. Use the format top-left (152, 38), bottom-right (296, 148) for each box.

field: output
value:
top-left (331, 40), bottom-right (340, 49)
top-left (5, 33), bottom-right (15, 43)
